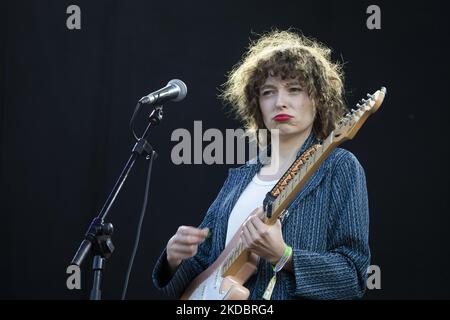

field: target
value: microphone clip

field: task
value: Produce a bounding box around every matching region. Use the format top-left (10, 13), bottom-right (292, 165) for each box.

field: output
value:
top-left (149, 106), bottom-right (163, 125)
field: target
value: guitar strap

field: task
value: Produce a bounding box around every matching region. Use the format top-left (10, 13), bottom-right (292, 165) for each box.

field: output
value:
top-left (262, 143), bottom-right (322, 220)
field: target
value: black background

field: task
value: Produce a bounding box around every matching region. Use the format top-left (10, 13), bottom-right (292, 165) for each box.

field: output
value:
top-left (0, 0), bottom-right (449, 300)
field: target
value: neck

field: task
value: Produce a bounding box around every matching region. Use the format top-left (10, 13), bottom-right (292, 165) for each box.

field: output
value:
top-left (273, 129), bottom-right (312, 167)
top-left (259, 129), bottom-right (313, 180)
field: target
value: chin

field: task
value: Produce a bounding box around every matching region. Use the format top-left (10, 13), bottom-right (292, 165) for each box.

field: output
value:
top-left (274, 130), bottom-right (298, 139)
top-left (279, 127), bottom-right (310, 137)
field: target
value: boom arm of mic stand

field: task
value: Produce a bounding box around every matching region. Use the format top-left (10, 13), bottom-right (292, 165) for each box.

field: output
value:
top-left (71, 240), bottom-right (91, 266)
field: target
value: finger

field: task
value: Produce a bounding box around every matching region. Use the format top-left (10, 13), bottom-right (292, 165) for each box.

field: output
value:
top-left (178, 226), bottom-right (209, 237)
top-left (275, 218), bottom-right (282, 229)
top-left (255, 206), bottom-right (265, 218)
top-left (172, 243), bottom-right (198, 256)
top-left (246, 217), bottom-right (259, 240)
top-left (241, 228), bottom-right (253, 249)
top-left (178, 226), bottom-right (209, 238)
top-left (248, 215), bottom-right (266, 234)
top-left (199, 227), bottom-right (210, 237)
top-left (240, 230), bottom-right (249, 249)
top-left (248, 207), bottom-right (263, 219)
top-left (250, 214), bottom-right (267, 230)
top-left (176, 234), bottom-right (207, 245)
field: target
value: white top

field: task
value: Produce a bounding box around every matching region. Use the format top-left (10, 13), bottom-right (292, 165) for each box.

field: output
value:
top-left (225, 173), bottom-right (278, 246)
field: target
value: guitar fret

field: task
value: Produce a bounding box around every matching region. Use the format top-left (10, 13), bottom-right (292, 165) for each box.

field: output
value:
top-left (273, 197), bottom-right (279, 210)
top-left (222, 240), bottom-right (244, 275)
top-left (288, 178), bottom-right (294, 192)
top-left (285, 182), bottom-right (291, 196)
top-left (299, 166), bottom-right (306, 178)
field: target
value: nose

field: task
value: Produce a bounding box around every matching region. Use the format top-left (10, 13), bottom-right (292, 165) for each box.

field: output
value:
top-left (275, 91), bottom-right (288, 109)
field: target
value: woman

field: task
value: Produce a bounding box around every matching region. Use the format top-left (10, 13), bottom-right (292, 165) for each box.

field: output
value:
top-left (152, 30), bottom-right (370, 300)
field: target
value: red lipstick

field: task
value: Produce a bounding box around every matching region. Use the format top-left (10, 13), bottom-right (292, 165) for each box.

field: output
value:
top-left (273, 114), bottom-right (293, 122)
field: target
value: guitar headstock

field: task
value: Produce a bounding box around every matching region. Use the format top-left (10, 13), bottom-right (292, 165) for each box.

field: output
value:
top-left (333, 87), bottom-right (386, 142)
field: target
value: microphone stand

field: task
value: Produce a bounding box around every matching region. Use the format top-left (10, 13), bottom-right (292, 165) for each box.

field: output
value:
top-left (70, 105), bottom-right (163, 300)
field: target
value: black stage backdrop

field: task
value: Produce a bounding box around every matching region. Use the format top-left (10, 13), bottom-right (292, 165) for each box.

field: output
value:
top-left (0, 0), bottom-right (449, 300)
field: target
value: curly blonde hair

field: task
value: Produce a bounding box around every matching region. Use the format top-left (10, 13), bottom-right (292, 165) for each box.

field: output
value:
top-left (220, 30), bottom-right (347, 143)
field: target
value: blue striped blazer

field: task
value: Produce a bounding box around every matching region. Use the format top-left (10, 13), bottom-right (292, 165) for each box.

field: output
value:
top-left (152, 132), bottom-right (370, 300)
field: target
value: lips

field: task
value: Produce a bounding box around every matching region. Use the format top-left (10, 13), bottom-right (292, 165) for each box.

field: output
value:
top-left (273, 114), bottom-right (294, 122)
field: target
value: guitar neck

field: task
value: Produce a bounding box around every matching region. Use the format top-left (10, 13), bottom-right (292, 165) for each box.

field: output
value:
top-left (221, 133), bottom-right (342, 277)
top-left (266, 134), bottom-right (341, 225)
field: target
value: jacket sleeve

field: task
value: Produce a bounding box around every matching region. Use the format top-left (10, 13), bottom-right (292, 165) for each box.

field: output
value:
top-left (291, 151), bottom-right (371, 299)
top-left (152, 173), bottom-right (231, 298)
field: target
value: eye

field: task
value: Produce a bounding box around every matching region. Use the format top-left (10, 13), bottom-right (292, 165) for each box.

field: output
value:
top-left (261, 90), bottom-right (274, 96)
top-left (289, 86), bottom-right (303, 92)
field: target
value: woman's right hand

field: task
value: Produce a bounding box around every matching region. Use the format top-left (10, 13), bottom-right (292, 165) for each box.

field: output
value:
top-left (166, 226), bottom-right (209, 274)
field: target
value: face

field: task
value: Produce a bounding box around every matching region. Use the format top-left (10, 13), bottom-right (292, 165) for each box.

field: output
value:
top-left (258, 75), bottom-right (315, 139)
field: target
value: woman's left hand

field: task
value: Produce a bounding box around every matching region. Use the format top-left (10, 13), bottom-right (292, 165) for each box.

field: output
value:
top-left (240, 207), bottom-right (287, 265)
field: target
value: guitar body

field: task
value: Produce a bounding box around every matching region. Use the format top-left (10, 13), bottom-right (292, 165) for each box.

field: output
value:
top-left (181, 217), bottom-right (260, 300)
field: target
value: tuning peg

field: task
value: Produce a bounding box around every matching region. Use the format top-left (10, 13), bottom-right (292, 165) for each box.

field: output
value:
top-left (356, 103), bottom-right (363, 108)
top-left (367, 93), bottom-right (374, 100)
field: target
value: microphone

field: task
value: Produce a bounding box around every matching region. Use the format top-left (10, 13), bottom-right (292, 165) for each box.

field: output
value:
top-left (139, 79), bottom-right (187, 105)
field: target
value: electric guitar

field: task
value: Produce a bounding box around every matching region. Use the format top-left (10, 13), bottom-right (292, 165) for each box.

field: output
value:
top-left (181, 87), bottom-right (386, 300)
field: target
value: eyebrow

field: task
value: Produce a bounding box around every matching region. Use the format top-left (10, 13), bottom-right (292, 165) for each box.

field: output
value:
top-left (260, 84), bottom-right (275, 90)
top-left (285, 81), bottom-right (302, 86)
top-left (260, 81), bottom-right (302, 90)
